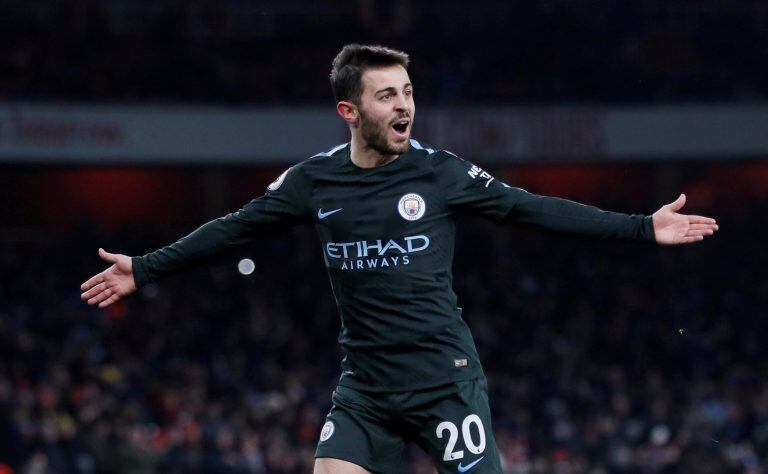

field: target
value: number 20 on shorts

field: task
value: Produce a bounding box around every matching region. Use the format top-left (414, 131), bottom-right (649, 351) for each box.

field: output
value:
top-left (435, 414), bottom-right (486, 461)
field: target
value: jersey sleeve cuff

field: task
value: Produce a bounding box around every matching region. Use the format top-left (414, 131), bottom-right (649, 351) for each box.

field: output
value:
top-left (642, 215), bottom-right (656, 243)
top-left (131, 256), bottom-right (151, 288)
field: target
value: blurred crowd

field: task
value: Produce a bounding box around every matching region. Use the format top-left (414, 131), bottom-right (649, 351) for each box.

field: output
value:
top-left (0, 0), bottom-right (766, 104)
top-left (0, 193), bottom-right (764, 473)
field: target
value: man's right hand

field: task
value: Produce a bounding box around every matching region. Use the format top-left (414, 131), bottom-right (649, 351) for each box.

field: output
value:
top-left (80, 248), bottom-right (137, 308)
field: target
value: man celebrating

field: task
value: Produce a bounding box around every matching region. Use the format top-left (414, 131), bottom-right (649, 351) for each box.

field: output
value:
top-left (81, 44), bottom-right (718, 473)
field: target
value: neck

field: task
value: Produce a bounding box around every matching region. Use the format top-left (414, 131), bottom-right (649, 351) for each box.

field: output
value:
top-left (349, 134), bottom-right (399, 168)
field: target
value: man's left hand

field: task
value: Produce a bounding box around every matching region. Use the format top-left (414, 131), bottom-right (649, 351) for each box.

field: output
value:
top-left (652, 194), bottom-right (718, 245)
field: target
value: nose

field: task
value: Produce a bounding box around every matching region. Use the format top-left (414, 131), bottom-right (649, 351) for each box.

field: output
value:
top-left (394, 94), bottom-right (408, 111)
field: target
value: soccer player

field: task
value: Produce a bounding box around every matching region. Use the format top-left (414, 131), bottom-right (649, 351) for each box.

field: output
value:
top-left (80, 44), bottom-right (718, 473)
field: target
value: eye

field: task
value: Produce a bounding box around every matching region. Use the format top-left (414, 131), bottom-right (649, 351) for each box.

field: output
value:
top-left (381, 94), bottom-right (392, 101)
top-left (404, 89), bottom-right (413, 97)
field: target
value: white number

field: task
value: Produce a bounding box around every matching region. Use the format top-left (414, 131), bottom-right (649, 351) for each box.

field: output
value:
top-left (436, 421), bottom-right (463, 461)
top-left (436, 414), bottom-right (487, 461)
top-left (462, 414), bottom-right (486, 454)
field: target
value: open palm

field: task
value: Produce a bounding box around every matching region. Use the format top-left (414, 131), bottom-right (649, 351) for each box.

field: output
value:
top-left (652, 194), bottom-right (718, 245)
top-left (80, 248), bottom-right (137, 308)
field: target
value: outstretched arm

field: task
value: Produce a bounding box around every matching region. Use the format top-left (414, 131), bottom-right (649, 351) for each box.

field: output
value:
top-left (437, 152), bottom-right (718, 244)
top-left (80, 166), bottom-right (308, 308)
top-left (506, 191), bottom-right (719, 244)
top-left (80, 248), bottom-right (137, 308)
top-left (78, 211), bottom-right (262, 309)
top-left (651, 193), bottom-right (718, 244)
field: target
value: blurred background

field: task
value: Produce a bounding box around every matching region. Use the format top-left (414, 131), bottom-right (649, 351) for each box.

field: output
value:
top-left (1, 1), bottom-right (767, 473)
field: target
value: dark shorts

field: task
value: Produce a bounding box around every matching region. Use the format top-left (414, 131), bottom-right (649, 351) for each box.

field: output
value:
top-left (315, 377), bottom-right (501, 473)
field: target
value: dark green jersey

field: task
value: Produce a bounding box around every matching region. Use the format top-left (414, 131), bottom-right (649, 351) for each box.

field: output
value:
top-left (132, 140), bottom-right (655, 392)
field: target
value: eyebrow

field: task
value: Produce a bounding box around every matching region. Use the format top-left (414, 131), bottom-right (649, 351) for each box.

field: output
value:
top-left (375, 83), bottom-right (413, 95)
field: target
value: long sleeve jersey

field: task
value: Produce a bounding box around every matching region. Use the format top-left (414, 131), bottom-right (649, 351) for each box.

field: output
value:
top-left (132, 140), bottom-right (655, 392)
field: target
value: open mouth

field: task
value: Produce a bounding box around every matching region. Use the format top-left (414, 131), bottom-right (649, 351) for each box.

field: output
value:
top-left (392, 119), bottom-right (410, 137)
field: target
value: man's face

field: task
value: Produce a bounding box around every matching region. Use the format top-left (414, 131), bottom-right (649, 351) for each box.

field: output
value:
top-left (356, 65), bottom-right (415, 156)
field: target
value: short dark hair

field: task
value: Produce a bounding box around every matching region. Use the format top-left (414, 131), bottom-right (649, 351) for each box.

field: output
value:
top-left (330, 44), bottom-right (410, 104)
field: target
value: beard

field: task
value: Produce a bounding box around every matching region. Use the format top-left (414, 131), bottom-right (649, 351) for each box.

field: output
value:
top-left (359, 109), bottom-right (411, 156)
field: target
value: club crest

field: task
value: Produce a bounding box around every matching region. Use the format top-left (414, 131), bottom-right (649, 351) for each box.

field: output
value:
top-left (398, 193), bottom-right (426, 221)
top-left (319, 421), bottom-right (335, 442)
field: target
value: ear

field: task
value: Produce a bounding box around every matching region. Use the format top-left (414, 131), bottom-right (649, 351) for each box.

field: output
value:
top-left (337, 101), bottom-right (359, 126)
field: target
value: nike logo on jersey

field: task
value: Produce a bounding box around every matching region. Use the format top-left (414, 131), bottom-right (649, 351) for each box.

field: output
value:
top-left (457, 456), bottom-right (484, 473)
top-left (318, 208), bottom-right (343, 219)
